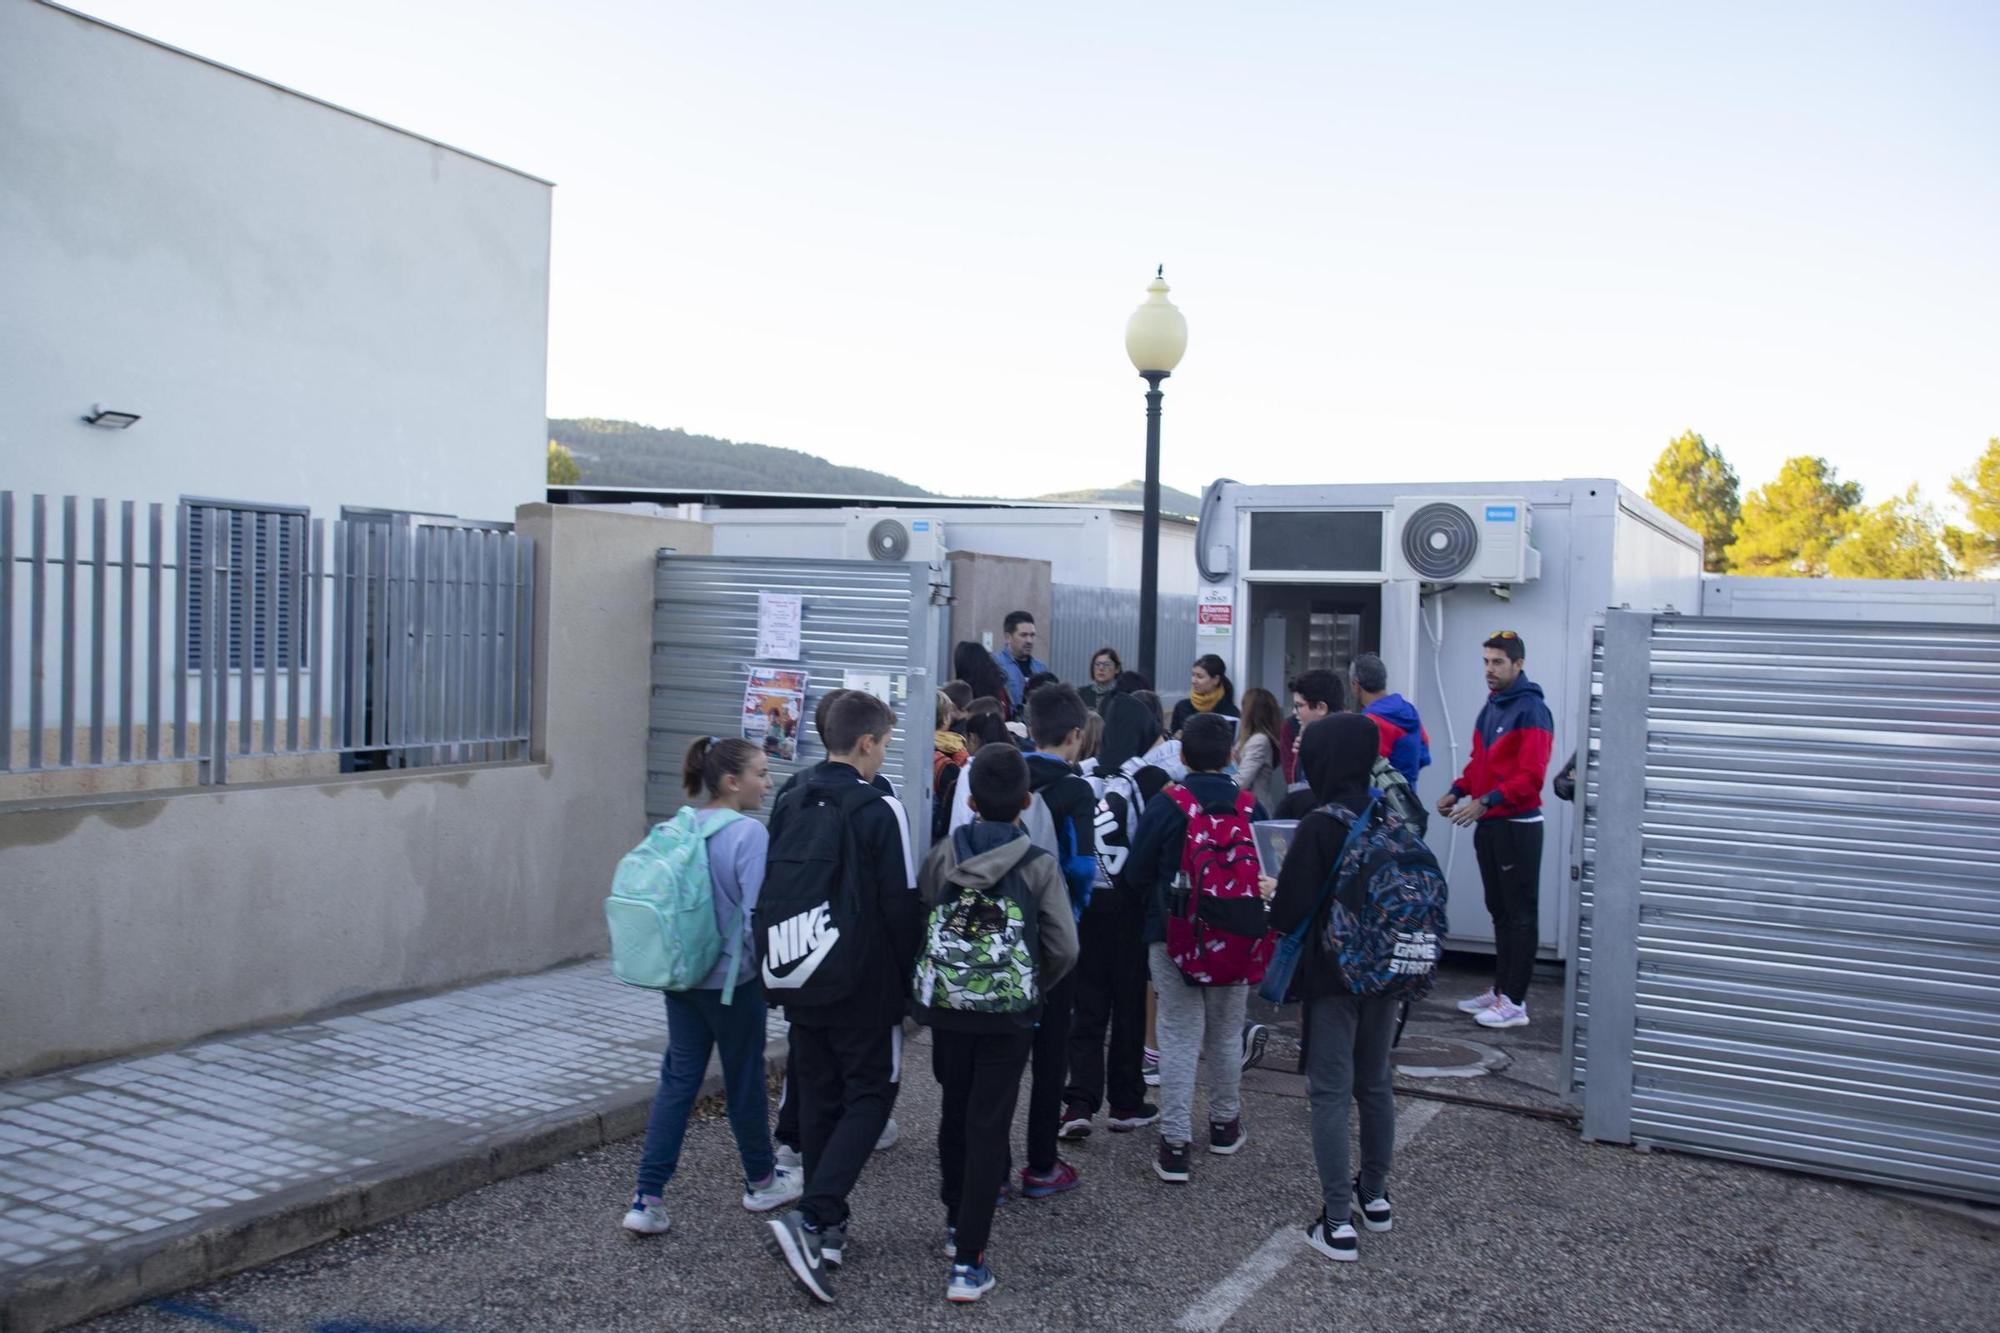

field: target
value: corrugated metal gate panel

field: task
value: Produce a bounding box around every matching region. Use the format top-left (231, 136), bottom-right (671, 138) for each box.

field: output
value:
top-left (1048, 583), bottom-right (1198, 686)
top-left (1573, 613), bottom-right (2000, 1202)
top-left (648, 557), bottom-right (934, 839)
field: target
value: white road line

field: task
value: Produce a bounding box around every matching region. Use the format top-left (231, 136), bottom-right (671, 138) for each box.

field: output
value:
top-left (1173, 1098), bottom-right (1445, 1333)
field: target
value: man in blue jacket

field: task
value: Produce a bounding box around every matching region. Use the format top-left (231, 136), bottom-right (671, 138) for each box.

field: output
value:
top-left (991, 611), bottom-right (1049, 712)
top-left (1352, 653), bottom-right (1430, 788)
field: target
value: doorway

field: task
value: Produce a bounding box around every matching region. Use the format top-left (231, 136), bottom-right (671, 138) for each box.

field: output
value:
top-left (1247, 583), bottom-right (1382, 702)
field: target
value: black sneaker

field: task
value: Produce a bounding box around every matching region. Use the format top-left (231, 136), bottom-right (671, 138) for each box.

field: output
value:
top-left (1208, 1117), bottom-right (1247, 1156)
top-left (1351, 1177), bottom-right (1392, 1232)
top-left (1058, 1102), bottom-right (1094, 1141)
top-left (1105, 1102), bottom-right (1160, 1132)
top-left (1305, 1209), bottom-right (1358, 1262)
top-left (767, 1208), bottom-right (836, 1304)
top-left (1241, 1022), bottom-right (1270, 1071)
top-left (1154, 1139), bottom-right (1192, 1183)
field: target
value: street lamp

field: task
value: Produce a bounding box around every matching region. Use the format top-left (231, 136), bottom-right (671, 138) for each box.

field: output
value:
top-left (1125, 265), bottom-right (1188, 685)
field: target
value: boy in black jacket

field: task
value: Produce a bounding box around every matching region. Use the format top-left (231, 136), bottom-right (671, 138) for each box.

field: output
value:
top-left (764, 691), bottom-right (921, 1305)
top-left (1268, 713), bottom-right (1401, 1264)
top-left (915, 745), bottom-right (1080, 1303)
top-left (1016, 682), bottom-right (1099, 1198)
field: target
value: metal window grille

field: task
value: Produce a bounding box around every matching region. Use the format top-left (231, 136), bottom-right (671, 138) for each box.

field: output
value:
top-left (183, 502), bottom-right (306, 673)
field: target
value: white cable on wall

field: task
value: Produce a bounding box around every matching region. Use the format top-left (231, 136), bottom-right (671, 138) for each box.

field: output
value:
top-left (1422, 585), bottom-right (1461, 878)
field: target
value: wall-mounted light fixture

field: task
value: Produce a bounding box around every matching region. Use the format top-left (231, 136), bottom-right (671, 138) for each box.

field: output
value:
top-left (83, 405), bottom-right (141, 429)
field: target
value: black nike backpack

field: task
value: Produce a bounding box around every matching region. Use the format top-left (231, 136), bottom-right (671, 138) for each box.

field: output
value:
top-left (754, 781), bottom-right (881, 1007)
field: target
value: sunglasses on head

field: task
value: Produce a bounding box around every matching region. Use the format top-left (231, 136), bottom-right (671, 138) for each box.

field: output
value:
top-left (1489, 630), bottom-right (1519, 640)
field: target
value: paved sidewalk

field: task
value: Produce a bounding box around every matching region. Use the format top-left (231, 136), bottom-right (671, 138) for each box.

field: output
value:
top-left (0, 962), bottom-right (779, 1332)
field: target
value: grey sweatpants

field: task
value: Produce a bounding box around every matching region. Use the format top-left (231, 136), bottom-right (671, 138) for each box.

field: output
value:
top-left (1148, 944), bottom-right (1248, 1146)
top-left (1305, 993), bottom-right (1399, 1216)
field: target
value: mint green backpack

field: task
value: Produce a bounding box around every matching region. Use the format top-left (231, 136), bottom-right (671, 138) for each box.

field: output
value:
top-left (605, 807), bottom-right (748, 999)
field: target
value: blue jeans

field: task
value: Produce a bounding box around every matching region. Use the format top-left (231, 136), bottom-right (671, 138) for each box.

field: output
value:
top-left (635, 987), bottom-right (775, 1196)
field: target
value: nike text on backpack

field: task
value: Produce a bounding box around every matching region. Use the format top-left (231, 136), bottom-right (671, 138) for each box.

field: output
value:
top-left (1164, 784), bottom-right (1275, 986)
top-left (755, 782), bottom-right (883, 1005)
top-left (604, 806), bottom-right (748, 1000)
top-left (913, 829), bottom-right (1043, 1016)
top-left (1324, 802), bottom-right (1449, 998)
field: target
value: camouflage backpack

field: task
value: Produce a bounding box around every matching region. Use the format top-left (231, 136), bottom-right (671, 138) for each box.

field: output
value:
top-left (913, 829), bottom-right (1044, 1017)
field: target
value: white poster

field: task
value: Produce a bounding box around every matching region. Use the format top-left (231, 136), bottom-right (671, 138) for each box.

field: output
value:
top-left (755, 592), bottom-right (803, 660)
top-left (1197, 584), bottom-right (1234, 639)
top-left (842, 670), bottom-right (894, 704)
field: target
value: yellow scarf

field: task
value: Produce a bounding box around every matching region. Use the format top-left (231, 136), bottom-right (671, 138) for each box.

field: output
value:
top-left (935, 729), bottom-right (967, 757)
top-left (1189, 684), bottom-right (1227, 713)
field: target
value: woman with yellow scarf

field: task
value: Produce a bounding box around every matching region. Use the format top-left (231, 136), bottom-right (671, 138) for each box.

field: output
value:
top-left (1168, 654), bottom-right (1240, 736)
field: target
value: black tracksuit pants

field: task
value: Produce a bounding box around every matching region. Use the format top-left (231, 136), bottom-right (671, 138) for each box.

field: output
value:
top-left (789, 1021), bottom-right (899, 1230)
top-left (1024, 971), bottom-right (1076, 1174)
top-left (1474, 818), bottom-right (1544, 1004)
top-left (932, 1026), bottom-right (1033, 1262)
top-left (1064, 889), bottom-right (1149, 1115)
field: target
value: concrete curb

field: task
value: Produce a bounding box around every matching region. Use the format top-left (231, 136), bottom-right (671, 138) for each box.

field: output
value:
top-left (0, 1038), bottom-right (787, 1333)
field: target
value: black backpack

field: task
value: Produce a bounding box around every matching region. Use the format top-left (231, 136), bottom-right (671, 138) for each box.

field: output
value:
top-left (756, 780), bottom-right (883, 1007)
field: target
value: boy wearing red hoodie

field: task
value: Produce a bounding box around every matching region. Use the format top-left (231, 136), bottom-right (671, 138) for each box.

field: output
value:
top-left (1438, 631), bottom-right (1553, 1030)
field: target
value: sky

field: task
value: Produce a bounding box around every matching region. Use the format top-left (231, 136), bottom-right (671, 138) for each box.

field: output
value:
top-left (74, 1), bottom-right (1999, 508)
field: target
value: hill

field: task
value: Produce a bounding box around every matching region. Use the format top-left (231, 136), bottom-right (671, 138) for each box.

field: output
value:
top-left (549, 419), bottom-right (1201, 513)
top-left (1032, 481), bottom-right (1203, 515)
top-left (549, 419), bottom-right (932, 497)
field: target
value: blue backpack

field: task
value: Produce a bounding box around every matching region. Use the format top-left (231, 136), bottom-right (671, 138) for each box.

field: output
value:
top-left (1323, 802), bottom-right (1449, 998)
top-left (605, 807), bottom-right (748, 999)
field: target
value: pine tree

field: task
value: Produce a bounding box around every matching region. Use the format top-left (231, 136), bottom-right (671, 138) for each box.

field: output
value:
top-left (1945, 438), bottom-right (2000, 576)
top-left (547, 440), bottom-right (582, 486)
top-left (1826, 487), bottom-right (1949, 581)
top-left (1644, 431), bottom-right (1740, 573)
top-left (1725, 456), bottom-right (1862, 577)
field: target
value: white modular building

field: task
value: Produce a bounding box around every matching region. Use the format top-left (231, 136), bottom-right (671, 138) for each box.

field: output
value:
top-left (1193, 478), bottom-right (1705, 960)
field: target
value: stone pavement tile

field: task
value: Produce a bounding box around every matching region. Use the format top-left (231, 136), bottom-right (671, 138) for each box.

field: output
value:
top-left (0, 959), bottom-right (786, 1332)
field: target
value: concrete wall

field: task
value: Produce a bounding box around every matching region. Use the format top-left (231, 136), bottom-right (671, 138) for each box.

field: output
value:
top-left (0, 505), bottom-right (712, 1078)
top-left (0, 0), bottom-right (550, 528)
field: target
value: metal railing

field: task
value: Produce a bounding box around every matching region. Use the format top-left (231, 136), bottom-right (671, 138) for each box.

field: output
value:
top-left (1, 492), bottom-right (535, 786)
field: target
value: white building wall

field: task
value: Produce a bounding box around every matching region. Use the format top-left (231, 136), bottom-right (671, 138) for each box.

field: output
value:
top-left (0, 0), bottom-right (551, 527)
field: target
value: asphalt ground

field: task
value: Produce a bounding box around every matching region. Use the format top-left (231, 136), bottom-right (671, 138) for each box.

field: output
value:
top-left (76, 969), bottom-right (1999, 1333)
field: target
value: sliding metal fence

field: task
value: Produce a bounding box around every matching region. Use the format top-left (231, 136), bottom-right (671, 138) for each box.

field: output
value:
top-left (1567, 610), bottom-right (2000, 1203)
top-left (1, 492), bottom-right (535, 786)
top-left (1048, 582), bottom-right (1199, 686)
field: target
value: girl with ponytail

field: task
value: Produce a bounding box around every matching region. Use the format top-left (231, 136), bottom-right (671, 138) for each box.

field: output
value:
top-left (623, 735), bottom-right (800, 1235)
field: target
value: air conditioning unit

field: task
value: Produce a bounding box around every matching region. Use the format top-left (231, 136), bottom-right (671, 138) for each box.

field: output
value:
top-left (1389, 498), bottom-right (1541, 584)
top-left (843, 514), bottom-right (947, 564)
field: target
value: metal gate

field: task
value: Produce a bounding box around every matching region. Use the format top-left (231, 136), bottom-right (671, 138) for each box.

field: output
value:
top-left (648, 556), bottom-right (939, 851)
top-left (1566, 611), bottom-right (2000, 1202)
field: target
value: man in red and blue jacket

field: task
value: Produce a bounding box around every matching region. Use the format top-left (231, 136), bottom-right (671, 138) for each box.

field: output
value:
top-left (1438, 631), bottom-right (1554, 1031)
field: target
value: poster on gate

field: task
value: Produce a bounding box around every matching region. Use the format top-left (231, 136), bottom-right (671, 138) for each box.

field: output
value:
top-left (741, 667), bottom-right (808, 761)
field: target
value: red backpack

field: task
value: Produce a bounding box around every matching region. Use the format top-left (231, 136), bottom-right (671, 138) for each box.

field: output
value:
top-left (1164, 784), bottom-right (1275, 985)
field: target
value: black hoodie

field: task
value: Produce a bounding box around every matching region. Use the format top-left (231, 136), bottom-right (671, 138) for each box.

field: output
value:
top-left (766, 761), bottom-right (923, 1028)
top-left (1268, 714), bottom-right (1381, 1000)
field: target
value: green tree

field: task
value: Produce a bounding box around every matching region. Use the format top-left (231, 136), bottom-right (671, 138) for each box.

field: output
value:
top-left (1826, 487), bottom-right (1950, 581)
top-left (547, 439), bottom-right (581, 486)
top-left (1725, 456), bottom-right (1862, 577)
top-left (1645, 430), bottom-right (1740, 573)
top-left (1945, 437), bottom-right (2000, 575)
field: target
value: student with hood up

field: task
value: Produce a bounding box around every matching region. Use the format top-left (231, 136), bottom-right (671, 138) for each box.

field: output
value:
top-left (1268, 713), bottom-right (1404, 1264)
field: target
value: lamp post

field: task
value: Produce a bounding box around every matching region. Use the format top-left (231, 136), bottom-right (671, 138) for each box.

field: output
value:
top-left (1124, 266), bottom-right (1188, 685)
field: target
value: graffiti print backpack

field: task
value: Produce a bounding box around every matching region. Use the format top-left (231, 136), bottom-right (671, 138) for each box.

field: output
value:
top-left (1324, 803), bottom-right (1449, 997)
top-left (1164, 784), bottom-right (1275, 986)
top-left (604, 806), bottom-right (746, 996)
top-left (912, 827), bottom-right (1043, 1018)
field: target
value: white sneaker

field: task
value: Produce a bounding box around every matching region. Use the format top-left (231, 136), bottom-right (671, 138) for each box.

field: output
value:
top-left (774, 1143), bottom-right (803, 1172)
top-left (875, 1116), bottom-right (901, 1151)
top-left (742, 1165), bottom-right (803, 1213)
top-left (1304, 1210), bottom-right (1357, 1262)
top-left (1456, 989), bottom-right (1500, 1015)
top-left (622, 1194), bottom-right (671, 1235)
top-left (1476, 998), bottom-right (1529, 1029)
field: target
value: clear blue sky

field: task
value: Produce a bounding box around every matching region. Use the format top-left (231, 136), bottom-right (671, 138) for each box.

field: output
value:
top-left (78, 1), bottom-right (1999, 509)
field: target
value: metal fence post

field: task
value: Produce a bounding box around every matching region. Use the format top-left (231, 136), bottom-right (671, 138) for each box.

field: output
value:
top-left (1580, 608), bottom-right (1651, 1143)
